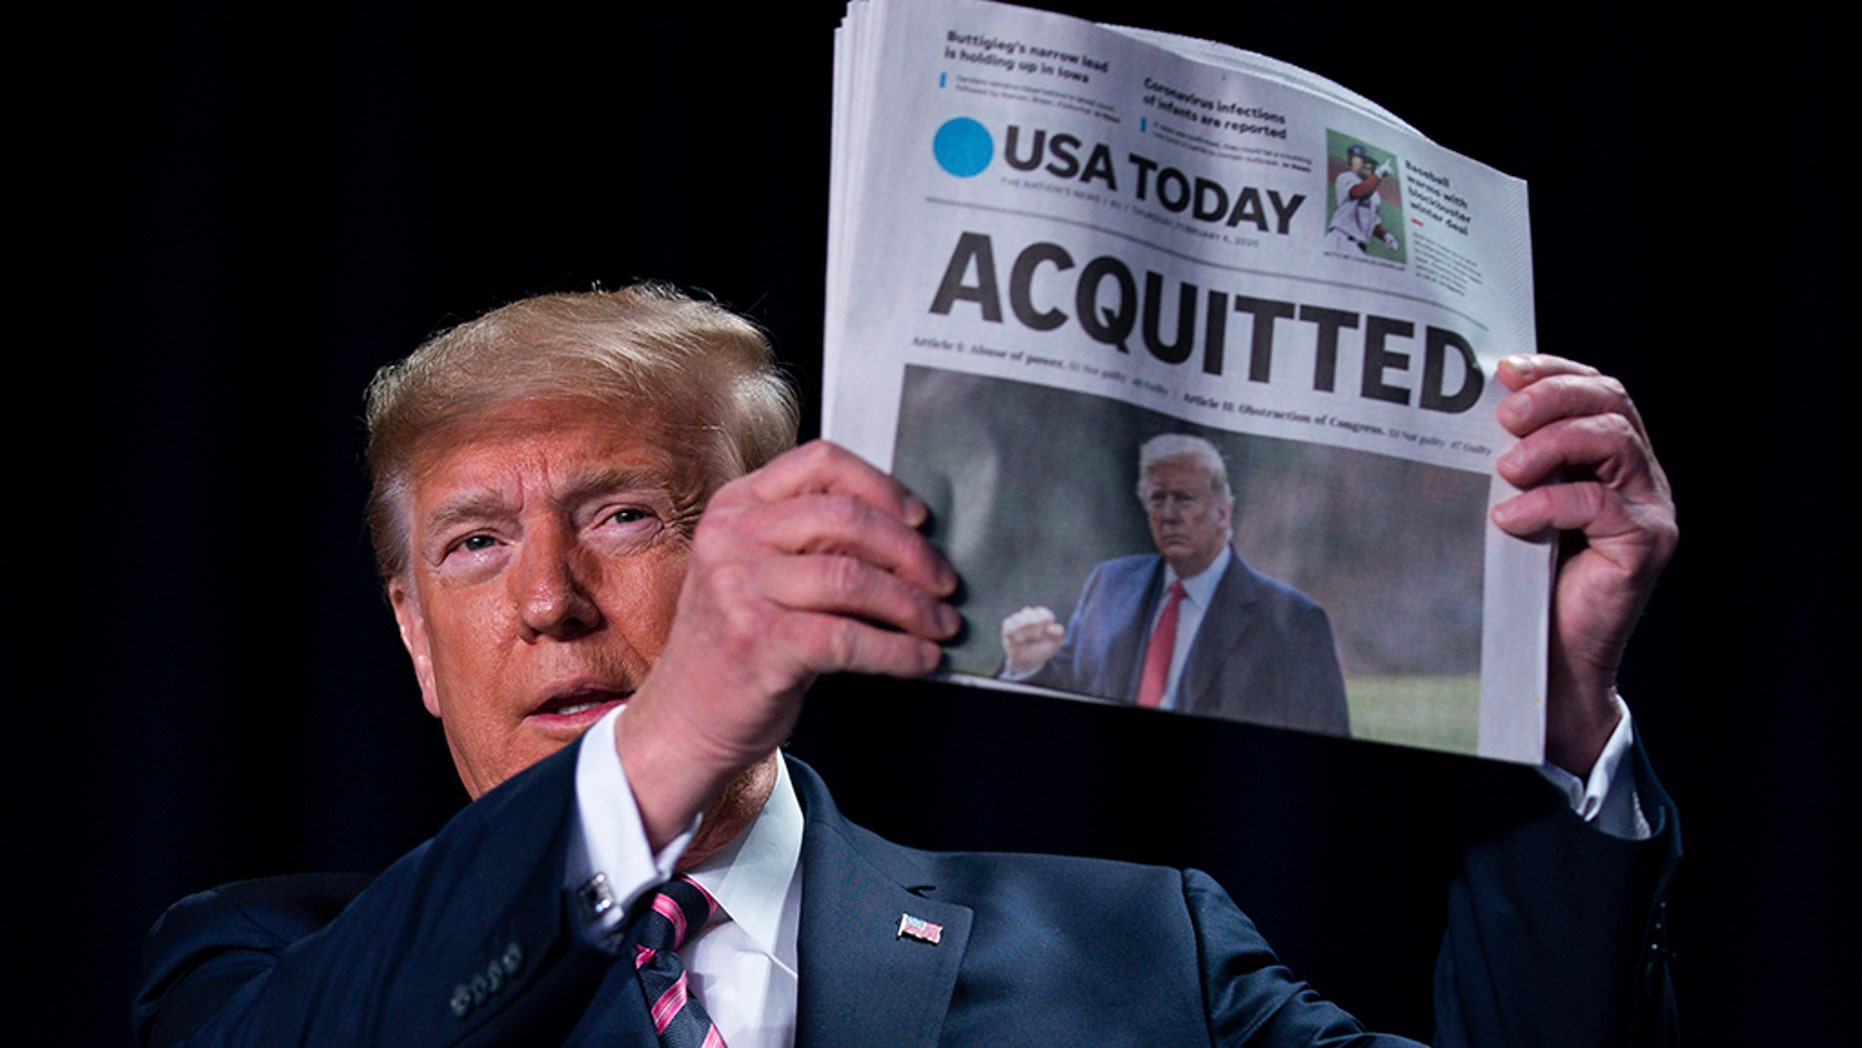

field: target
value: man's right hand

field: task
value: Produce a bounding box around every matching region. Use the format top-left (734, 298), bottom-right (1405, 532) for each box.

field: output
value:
top-left (616, 440), bottom-right (960, 850)
top-left (1001, 606), bottom-right (1065, 677)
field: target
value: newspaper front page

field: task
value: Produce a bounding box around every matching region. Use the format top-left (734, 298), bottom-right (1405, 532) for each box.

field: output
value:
top-left (825, 0), bottom-right (1551, 763)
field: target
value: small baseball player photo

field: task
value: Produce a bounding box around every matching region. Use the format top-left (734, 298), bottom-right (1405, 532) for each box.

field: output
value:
top-left (1325, 132), bottom-right (1406, 263)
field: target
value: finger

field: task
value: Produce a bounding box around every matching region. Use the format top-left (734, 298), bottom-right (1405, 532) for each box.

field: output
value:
top-left (1005, 619), bottom-right (1063, 640)
top-left (1492, 481), bottom-right (1612, 538)
top-left (723, 491), bottom-right (957, 596)
top-left (1495, 353), bottom-right (1601, 393)
top-left (774, 608), bottom-right (946, 679)
top-left (1495, 372), bottom-right (1650, 445)
top-left (756, 552), bottom-right (962, 642)
top-left (1489, 476), bottom-right (1683, 554)
top-left (729, 439), bottom-right (928, 527)
top-left (1495, 412), bottom-right (1661, 493)
top-left (1003, 622), bottom-right (1064, 647)
top-left (1002, 606), bottom-right (1056, 631)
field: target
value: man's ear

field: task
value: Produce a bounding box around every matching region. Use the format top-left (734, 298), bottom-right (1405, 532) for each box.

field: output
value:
top-left (388, 577), bottom-right (442, 719)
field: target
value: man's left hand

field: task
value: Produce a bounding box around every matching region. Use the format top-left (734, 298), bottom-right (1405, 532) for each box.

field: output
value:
top-left (1490, 354), bottom-right (1678, 778)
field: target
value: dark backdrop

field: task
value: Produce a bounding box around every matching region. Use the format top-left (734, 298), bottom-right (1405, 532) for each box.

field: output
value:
top-left (13, 2), bottom-right (1847, 1044)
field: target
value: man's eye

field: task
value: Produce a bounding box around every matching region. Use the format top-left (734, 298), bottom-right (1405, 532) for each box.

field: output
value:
top-left (592, 505), bottom-right (666, 546)
top-left (459, 534), bottom-right (499, 553)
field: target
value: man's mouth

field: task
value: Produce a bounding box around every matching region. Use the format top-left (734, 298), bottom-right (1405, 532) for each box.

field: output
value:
top-left (530, 687), bottom-right (631, 722)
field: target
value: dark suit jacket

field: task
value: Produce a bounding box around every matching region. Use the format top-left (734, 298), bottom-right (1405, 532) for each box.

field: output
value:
top-left (1026, 551), bottom-right (1350, 736)
top-left (137, 746), bottom-right (1677, 1047)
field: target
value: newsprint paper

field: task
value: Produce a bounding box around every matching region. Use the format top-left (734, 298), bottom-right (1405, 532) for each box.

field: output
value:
top-left (824, 0), bottom-right (1552, 763)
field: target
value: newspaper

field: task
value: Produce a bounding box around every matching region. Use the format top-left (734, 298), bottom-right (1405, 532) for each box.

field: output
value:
top-left (825, 0), bottom-right (1551, 763)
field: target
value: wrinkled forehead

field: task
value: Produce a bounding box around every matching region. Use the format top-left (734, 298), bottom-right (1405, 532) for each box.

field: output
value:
top-left (1141, 455), bottom-right (1219, 493)
top-left (397, 394), bottom-right (718, 525)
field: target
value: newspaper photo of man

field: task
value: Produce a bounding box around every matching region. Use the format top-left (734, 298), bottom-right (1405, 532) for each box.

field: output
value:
top-left (1326, 138), bottom-right (1405, 260)
top-left (999, 434), bottom-right (1350, 736)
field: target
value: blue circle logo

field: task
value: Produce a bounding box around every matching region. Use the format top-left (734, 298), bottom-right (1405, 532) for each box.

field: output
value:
top-left (933, 118), bottom-right (993, 177)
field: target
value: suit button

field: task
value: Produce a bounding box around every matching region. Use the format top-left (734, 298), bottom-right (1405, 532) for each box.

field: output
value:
top-left (450, 984), bottom-right (473, 1019)
top-left (502, 940), bottom-right (524, 976)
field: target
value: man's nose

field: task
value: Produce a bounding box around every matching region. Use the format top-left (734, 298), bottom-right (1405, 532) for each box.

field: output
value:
top-left (510, 524), bottom-right (603, 640)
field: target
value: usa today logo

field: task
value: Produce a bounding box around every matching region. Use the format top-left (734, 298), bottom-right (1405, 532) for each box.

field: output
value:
top-left (933, 117), bottom-right (992, 177)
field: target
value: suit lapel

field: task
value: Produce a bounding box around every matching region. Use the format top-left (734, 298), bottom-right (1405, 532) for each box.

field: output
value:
top-left (560, 956), bottom-right (662, 1048)
top-left (1179, 552), bottom-right (1261, 715)
top-left (790, 760), bottom-right (973, 1048)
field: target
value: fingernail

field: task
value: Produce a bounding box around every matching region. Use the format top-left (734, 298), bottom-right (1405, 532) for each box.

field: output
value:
top-left (937, 603), bottom-right (961, 636)
top-left (902, 493), bottom-right (929, 525)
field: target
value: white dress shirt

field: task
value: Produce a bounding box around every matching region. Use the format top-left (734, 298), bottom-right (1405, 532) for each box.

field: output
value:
top-left (567, 705), bottom-right (804, 1048)
top-left (1535, 691), bottom-right (1650, 840)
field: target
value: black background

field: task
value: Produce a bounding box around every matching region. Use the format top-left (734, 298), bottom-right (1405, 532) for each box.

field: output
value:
top-left (13, 2), bottom-right (1848, 1043)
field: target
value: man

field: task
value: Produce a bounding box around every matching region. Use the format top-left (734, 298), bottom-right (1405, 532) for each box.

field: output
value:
top-left (137, 284), bottom-right (1679, 1046)
top-left (1328, 141), bottom-right (1402, 256)
top-left (999, 434), bottom-right (1350, 735)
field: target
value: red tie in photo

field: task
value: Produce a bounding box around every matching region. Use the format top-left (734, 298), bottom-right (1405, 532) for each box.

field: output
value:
top-left (1137, 580), bottom-right (1186, 708)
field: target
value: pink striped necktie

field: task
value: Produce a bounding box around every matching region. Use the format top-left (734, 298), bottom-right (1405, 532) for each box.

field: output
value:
top-left (1136, 580), bottom-right (1187, 708)
top-left (633, 877), bottom-right (728, 1048)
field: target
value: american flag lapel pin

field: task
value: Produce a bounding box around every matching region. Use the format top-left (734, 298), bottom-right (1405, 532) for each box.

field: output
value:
top-left (897, 912), bottom-right (943, 945)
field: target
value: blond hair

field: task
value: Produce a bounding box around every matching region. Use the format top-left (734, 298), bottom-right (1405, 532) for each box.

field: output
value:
top-left (1136, 433), bottom-right (1233, 506)
top-left (364, 283), bottom-right (799, 579)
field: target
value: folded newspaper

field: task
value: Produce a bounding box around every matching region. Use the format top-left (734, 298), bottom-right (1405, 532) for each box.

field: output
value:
top-left (824, 0), bottom-right (1551, 763)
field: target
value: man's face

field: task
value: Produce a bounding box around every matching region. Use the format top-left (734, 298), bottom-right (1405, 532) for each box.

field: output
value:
top-left (387, 397), bottom-right (708, 797)
top-left (1140, 457), bottom-right (1232, 578)
top-left (1349, 153), bottom-right (1369, 176)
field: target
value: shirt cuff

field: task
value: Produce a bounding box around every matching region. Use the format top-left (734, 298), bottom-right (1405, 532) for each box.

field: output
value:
top-left (563, 704), bottom-right (699, 942)
top-left (1535, 693), bottom-right (1651, 841)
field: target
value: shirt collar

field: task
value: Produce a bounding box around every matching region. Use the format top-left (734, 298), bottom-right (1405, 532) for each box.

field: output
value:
top-left (1166, 543), bottom-right (1231, 608)
top-left (683, 755), bottom-right (804, 969)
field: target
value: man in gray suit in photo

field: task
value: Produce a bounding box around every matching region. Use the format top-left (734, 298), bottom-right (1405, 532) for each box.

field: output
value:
top-left (1001, 434), bottom-right (1350, 735)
